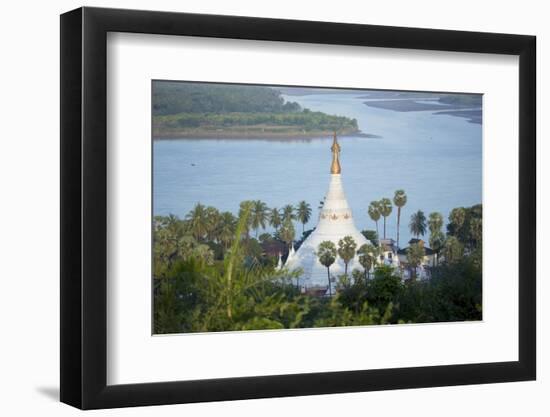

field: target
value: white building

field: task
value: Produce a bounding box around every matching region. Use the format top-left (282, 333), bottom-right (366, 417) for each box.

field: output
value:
top-left (285, 134), bottom-right (372, 291)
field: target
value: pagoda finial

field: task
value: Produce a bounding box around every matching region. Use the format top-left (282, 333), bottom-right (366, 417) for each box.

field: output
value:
top-left (330, 132), bottom-right (341, 174)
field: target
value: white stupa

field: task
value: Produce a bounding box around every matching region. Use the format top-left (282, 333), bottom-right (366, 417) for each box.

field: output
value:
top-left (285, 133), bottom-right (371, 290)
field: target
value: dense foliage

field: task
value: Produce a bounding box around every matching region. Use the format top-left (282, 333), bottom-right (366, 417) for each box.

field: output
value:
top-left (153, 197), bottom-right (483, 334)
top-left (153, 82), bottom-right (294, 115)
top-left (152, 82), bottom-right (358, 136)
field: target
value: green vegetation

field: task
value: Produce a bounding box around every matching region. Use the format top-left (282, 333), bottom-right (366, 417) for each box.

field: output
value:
top-left (154, 193), bottom-right (482, 334)
top-left (152, 82), bottom-right (359, 138)
top-left (393, 190), bottom-right (407, 248)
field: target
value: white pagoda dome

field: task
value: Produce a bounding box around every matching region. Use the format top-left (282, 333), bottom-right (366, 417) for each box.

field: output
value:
top-left (285, 133), bottom-right (371, 290)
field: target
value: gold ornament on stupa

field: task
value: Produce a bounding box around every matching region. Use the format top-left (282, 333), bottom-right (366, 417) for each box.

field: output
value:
top-left (330, 132), bottom-right (341, 174)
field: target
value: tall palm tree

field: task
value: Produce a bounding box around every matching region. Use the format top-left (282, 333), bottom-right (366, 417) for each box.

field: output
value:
top-left (449, 207), bottom-right (466, 236)
top-left (428, 212), bottom-right (444, 235)
top-left (393, 190), bottom-right (407, 248)
top-left (218, 211), bottom-right (237, 250)
top-left (238, 200), bottom-right (254, 239)
top-left (269, 207), bottom-right (282, 230)
top-left (338, 235), bottom-right (357, 276)
top-left (357, 243), bottom-right (377, 281)
top-left (317, 241), bottom-right (337, 296)
top-left (250, 200), bottom-right (268, 237)
top-left (429, 230), bottom-right (445, 266)
top-left (279, 218), bottom-right (295, 251)
top-left (281, 204), bottom-right (295, 223)
top-left (204, 206), bottom-right (221, 242)
top-left (378, 198), bottom-right (393, 239)
top-left (185, 203), bottom-right (209, 241)
top-left (296, 201), bottom-right (312, 235)
top-left (406, 242), bottom-right (425, 280)
top-left (409, 210), bottom-right (427, 238)
top-left (368, 201), bottom-right (381, 243)
top-left (427, 212), bottom-right (444, 265)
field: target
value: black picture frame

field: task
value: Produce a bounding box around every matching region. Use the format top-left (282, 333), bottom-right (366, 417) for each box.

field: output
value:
top-left (60, 6), bottom-right (536, 410)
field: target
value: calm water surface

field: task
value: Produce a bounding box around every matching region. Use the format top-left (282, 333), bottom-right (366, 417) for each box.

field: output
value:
top-left (153, 93), bottom-right (482, 244)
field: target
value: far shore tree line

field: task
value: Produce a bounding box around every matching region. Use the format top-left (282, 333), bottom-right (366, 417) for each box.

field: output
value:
top-left (152, 82), bottom-right (358, 136)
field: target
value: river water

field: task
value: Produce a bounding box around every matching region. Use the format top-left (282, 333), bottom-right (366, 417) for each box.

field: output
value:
top-left (153, 92), bottom-right (482, 245)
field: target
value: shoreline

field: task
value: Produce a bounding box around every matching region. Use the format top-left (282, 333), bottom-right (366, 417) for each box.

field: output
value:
top-left (152, 130), bottom-right (382, 140)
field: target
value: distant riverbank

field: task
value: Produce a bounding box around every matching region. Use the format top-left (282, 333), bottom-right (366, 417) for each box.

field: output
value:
top-left (153, 128), bottom-right (381, 140)
top-left (364, 98), bottom-right (482, 124)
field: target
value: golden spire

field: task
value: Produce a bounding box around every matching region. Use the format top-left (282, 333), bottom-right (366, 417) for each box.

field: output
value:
top-left (330, 132), bottom-right (341, 174)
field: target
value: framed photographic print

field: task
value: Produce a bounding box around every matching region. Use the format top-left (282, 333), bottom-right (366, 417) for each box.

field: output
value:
top-left (60, 7), bottom-right (536, 410)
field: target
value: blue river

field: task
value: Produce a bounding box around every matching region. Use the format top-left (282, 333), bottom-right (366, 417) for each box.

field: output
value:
top-left (153, 92), bottom-right (482, 245)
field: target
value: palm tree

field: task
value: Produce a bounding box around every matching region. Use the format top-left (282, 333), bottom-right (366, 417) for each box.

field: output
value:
top-left (281, 204), bottom-right (295, 223)
top-left (250, 200), bottom-right (268, 237)
top-left (269, 207), bottom-right (282, 230)
top-left (279, 218), bottom-right (295, 251)
top-left (357, 243), bottom-right (377, 280)
top-left (409, 210), bottom-right (427, 238)
top-left (393, 190), bottom-right (407, 248)
top-left (338, 235), bottom-right (357, 276)
top-left (218, 211), bottom-right (237, 250)
top-left (368, 201), bottom-right (381, 243)
top-left (164, 213), bottom-right (182, 234)
top-left (442, 236), bottom-right (464, 263)
top-left (429, 230), bottom-right (445, 266)
top-left (204, 206), bottom-right (221, 242)
top-left (378, 198), bottom-right (393, 239)
top-left (185, 203), bottom-right (209, 241)
top-left (317, 241), bottom-right (337, 296)
top-left (406, 242), bottom-right (425, 280)
top-left (428, 212), bottom-right (444, 265)
top-left (296, 201), bottom-right (312, 235)
top-left (449, 207), bottom-right (466, 236)
top-left (428, 212), bottom-right (444, 235)
top-left (238, 200), bottom-right (254, 239)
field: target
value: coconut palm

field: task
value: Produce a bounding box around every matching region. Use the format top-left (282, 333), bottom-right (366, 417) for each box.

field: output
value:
top-left (185, 203), bottom-right (209, 241)
top-left (204, 206), bottom-right (221, 242)
top-left (409, 210), bottom-right (427, 238)
top-left (317, 241), bottom-right (337, 296)
top-left (393, 190), bottom-right (407, 248)
top-left (338, 235), bottom-right (357, 276)
top-left (279, 218), bottom-right (295, 251)
top-left (357, 243), bottom-right (377, 280)
top-left (296, 201), bottom-right (312, 235)
top-left (164, 213), bottom-right (183, 235)
top-left (406, 242), bottom-right (425, 280)
top-left (238, 200), bottom-right (254, 239)
top-left (269, 207), bottom-right (282, 230)
top-left (218, 211), bottom-right (237, 250)
top-left (250, 200), bottom-right (269, 237)
top-left (368, 201), bottom-right (382, 243)
top-left (378, 198), bottom-right (393, 239)
top-left (281, 204), bottom-right (295, 223)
